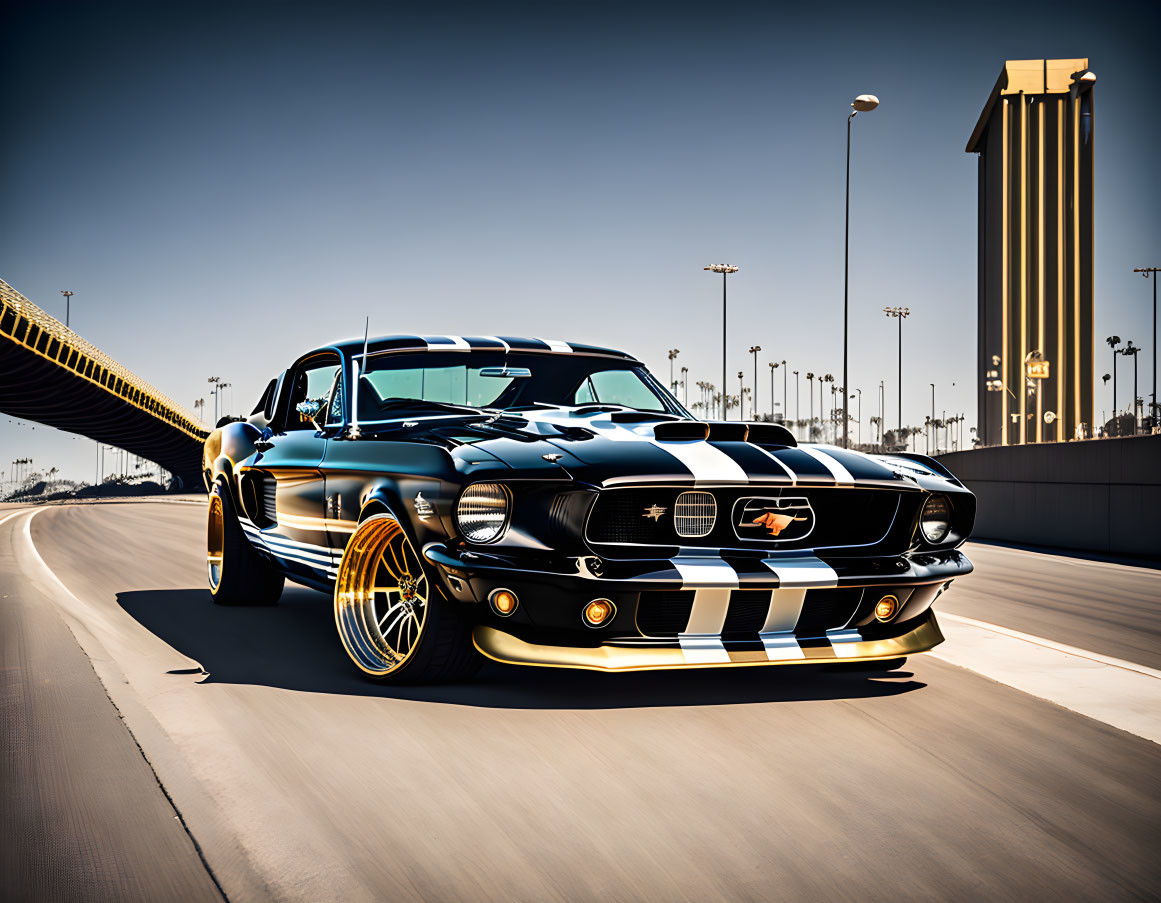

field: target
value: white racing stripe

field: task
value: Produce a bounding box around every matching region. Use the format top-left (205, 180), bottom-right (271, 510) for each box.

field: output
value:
top-left (932, 614), bottom-right (1161, 746)
top-left (423, 335), bottom-right (472, 351)
top-left (537, 338), bottom-right (573, 353)
top-left (674, 556), bottom-right (737, 664)
top-left (651, 439), bottom-right (749, 484)
top-left (761, 556), bottom-right (838, 589)
top-left (797, 446), bottom-right (854, 484)
top-left (481, 336), bottom-right (512, 353)
top-left (746, 445), bottom-right (798, 483)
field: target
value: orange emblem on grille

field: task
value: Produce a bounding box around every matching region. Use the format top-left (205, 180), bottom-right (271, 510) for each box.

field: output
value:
top-left (751, 511), bottom-right (806, 536)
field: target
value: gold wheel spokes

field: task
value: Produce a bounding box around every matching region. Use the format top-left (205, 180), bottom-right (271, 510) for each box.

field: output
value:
top-left (334, 517), bottom-right (429, 677)
top-left (207, 495), bottom-right (225, 591)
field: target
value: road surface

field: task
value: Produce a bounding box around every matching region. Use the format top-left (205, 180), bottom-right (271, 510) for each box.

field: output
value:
top-left (3, 499), bottom-right (1160, 901)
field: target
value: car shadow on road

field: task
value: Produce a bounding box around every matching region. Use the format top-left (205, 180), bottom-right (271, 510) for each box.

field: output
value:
top-left (118, 586), bottom-right (926, 709)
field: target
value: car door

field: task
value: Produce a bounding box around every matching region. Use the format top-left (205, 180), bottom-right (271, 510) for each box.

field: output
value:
top-left (248, 351), bottom-right (344, 586)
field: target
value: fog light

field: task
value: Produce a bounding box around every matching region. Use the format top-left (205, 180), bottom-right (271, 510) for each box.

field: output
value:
top-left (489, 588), bottom-right (518, 617)
top-left (582, 598), bottom-right (615, 628)
top-left (874, 594), bottom-right (900, 622)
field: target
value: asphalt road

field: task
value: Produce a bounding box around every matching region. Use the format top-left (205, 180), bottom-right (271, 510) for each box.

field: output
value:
top-left (3, 499), bottom-right (1160, 902)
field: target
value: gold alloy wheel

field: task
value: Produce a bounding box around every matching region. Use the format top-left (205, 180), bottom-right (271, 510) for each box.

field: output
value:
top-left (335, 516), bottom-right (430, 677)
top-left (207, 492), bottom-right (225, 592)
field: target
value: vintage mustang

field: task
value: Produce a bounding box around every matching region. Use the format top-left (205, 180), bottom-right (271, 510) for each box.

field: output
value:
top-left (203, 335), bottom-right (974, 683)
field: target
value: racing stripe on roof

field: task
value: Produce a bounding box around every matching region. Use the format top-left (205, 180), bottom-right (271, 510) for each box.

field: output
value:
top-left (462, 336), bottom-right (510, 352)
top-left (422, 335), bottom-right (472, 351)
top-left (499, 336), bottom-right (552, 352)
top-left (536, 338), bottom-right (573, 353)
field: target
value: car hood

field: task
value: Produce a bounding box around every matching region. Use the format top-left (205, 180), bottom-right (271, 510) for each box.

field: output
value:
top-left (433, 407), bottom-right (961, 492)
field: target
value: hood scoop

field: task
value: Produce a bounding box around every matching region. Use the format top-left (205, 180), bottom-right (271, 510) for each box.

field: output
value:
top-left (651, 420), bottom-right (796, 447)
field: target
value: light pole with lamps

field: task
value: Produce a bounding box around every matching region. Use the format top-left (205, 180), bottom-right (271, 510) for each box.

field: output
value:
top-left (806, 373), bottom-right (815, 439)
top-left (822, 374), bottom-right (833, 443)
top-left (208, 376), bottom-right (221, 422)
top-left (667, 349), bottom-right (680, 394)
top-left (705, 265), bottom-right (739, 420)
top-left (843, 93), bottom-right (880, 449)
top-left (1122, 341), bottom-right (1141, 433)
top-left (1134, 268), bottom-right (1158, 425)
top-left (792, 370), bottom-right (800, 435)
top-left (884, 307), bottom-right (910, 444)
top-left (853, 388), bottom-right (862, 447)
top-left (1105, 336), bottom-right (1121, 430)
top-left (929, 384), bottom-right (936, 454)
top-left (60, 290), bottom-right (74, 328)
top-left (737, 371), bottom-right (745, 420)
top-left (680, 366), bottom-right (688, 406)
top-left (749, 346), bottom-right (761, 419)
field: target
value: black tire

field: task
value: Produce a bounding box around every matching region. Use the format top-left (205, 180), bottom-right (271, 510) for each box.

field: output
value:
top-left (334, 514), bottom-right (482, 684)
top-left (207, 479), bottom-right (284, 606)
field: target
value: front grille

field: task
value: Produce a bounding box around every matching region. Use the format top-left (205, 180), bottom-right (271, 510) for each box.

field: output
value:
top-left (721, 590), bottom-right (769, 636)
top-left (794, 588), bottom-right (863, 637)
top-left (636, 591), bottom-right (695, 637)
top-left (587, 487), bottom-right (903, 554)
top-left (674, 490), bottom-right (716, 538)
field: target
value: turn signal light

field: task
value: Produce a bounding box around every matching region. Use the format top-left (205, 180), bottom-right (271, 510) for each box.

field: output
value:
top-left (874, 594), bottom-right (900, 622)
top-left (582, 598), bottom-right (615, 628)
top-left (489, 589), bottom-right (518, 617)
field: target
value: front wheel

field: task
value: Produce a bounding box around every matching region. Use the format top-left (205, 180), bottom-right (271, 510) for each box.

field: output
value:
top-left (207, 480), bottom-right (284, 605)
top-left (334, 514), bottom-right (481, 683)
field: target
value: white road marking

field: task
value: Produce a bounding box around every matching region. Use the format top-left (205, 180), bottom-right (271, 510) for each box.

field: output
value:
top-left (932, 613), bottom-right (1161, 746)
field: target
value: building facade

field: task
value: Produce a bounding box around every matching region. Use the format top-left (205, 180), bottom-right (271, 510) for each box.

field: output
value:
top-left (967, 59), bottom-right (1095, 445)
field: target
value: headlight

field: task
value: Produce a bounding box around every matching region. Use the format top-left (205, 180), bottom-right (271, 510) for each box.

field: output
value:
top-left (919, 494), bottom-right (951, 544)
top-left (455, 483), bottom-right (510, 543)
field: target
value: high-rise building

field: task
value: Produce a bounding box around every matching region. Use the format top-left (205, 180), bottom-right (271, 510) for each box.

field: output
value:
top-left (967, 59), bottom-right (1095, 445)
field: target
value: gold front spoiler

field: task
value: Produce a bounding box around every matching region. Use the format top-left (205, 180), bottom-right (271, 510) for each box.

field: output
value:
top-left (473, 611), bottom-right (944, 672)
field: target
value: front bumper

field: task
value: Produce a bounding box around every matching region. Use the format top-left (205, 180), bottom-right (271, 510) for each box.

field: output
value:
top-left (474, 608), bottom-right (944, 672)
top-left (425, 542), bottom-right (970, 671)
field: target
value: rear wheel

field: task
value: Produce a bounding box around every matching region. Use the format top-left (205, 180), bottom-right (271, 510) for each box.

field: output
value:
top-left (334, 514), bottom-right (481, 683)
top-left (207, 480), bottom-right (284, 605)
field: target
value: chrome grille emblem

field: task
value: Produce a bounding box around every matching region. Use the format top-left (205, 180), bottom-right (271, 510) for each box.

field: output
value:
top-left (642, 504), bottom-right (667, 522)
top-left (674, 491), bottom-right (716, 538)
top-left (735, 497), bottom-right (815, 541)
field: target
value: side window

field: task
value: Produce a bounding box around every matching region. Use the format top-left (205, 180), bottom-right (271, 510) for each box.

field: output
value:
top-left (286, 358), bottom-right (342, 431)
top-left (574, 369), bottom-right (666, 412)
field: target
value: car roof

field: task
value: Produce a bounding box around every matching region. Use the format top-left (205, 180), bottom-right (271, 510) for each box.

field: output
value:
top-left (320, 335), bottom-right (639, 362)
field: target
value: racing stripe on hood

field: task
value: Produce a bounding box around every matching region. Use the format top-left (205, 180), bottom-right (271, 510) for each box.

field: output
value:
top-left (813, 446), bottom-right (899, 483)
top-left (760, 447), bottom-right (836, 483)
top-left (796, 446), bottom-right (855, 485)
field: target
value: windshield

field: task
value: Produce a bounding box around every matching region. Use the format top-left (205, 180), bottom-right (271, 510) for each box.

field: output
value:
top-left (354, 351), bottom-right (681, 422)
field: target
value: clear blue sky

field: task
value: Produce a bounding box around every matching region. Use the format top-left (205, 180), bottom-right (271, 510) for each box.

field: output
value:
top-left (2, 0), bottom-right (1157, 483)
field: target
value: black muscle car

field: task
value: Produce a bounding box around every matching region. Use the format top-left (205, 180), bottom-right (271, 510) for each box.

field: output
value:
top-left (203, 335), bottom-right (974, 683)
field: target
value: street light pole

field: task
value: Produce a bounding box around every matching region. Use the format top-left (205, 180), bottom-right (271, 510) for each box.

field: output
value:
top-left (807, 373), bottom-right (814, 439)
top-left (769, 362), bottom-right (776, 419)
top-left (930, 383), bottom-right (936, 454)
top-left (208, 376), bottom-right (221, 422)
top-left (854, 388), bottom-right (862, 447)
top-left (680, 367), bottom-right (688, 406)
top-left (843, 94), bottom-right (880, 449)
top-left (793, 371), bottom-right (800, 436)
top-left (1123, 341), bottom-right (1141, 433)
top-left (884, 307), bottom-right (910, 445)
top-left (667, 349), bottom-right (680, 395)
top-left (1105, 336), bottom-right (1121, 432)
top-left (749, 346), bottom-right (761, 420)
top-left (1135, 268), bottom-right (1159, 426)
top-left (705, 265), bottom-right (738, 420)
top-left (60, 290), bottom-right (74, 328)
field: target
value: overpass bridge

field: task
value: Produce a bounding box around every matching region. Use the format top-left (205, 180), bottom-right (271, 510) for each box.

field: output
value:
top-left (0, 278), bottom-right (207, 489)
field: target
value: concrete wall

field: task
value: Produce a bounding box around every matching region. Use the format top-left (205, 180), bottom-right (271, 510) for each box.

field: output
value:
top-left (937, 435), bottom-right (1161, 559)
